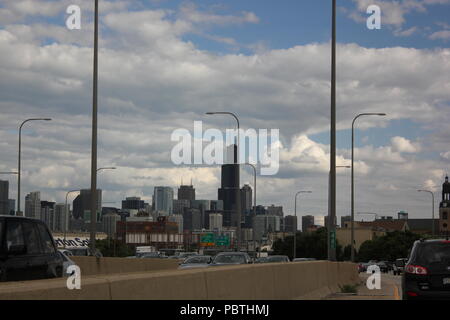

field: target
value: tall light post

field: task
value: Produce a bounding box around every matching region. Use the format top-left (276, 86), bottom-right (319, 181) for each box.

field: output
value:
top-left (206, 111), bottom-right (241, 250)
top-left (329, 0), bottom-right (337, 266)
top-left (351, 112), bottom-right (386, 262)
top-left (294, 190), bottom-right (312, 259)
top-left (328, 165), bottom-right (350, 261)
top-left (90, 0), bottom-right (99, 252)
top-left (418, 189), bottom-right (435, 236)
top-left (245, 163), bottom-right (257, 259)
top-left (64, 190), bottom-right (80, 248)
top-left (17, 118), bottom-right (52, 216)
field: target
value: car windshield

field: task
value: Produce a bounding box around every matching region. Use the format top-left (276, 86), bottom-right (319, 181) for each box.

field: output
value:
top-left (416, 242), bottom-right (450, 265)
top-left (214, 254), bottom-right (245, 264)
top-left (184, 256), bottom-right (210, 264)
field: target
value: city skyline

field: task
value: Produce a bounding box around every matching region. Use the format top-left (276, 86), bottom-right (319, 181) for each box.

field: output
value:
top-left (0, 0), bottom-right (449, 223)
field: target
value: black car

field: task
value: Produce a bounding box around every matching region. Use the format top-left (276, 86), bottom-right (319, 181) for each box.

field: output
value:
top-left (402, 239), bottom-right (450, 300)
top-left (0, 216), bottom-right (63, 282)
top-left (265, 255), bottom-right (290, 263)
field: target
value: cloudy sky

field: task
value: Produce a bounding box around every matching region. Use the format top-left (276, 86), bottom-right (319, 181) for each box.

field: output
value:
top-left (0, 0), bottom-right (449, 227)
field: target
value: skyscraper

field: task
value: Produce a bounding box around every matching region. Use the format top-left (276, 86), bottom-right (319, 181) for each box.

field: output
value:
top-left (0, 180), bottom-right (9, 216)
top-left (54, 203), bottom-right (69, 232)
top-left (302, 215), bottom-right (315, 232)
top-left (122, 197), bottom-right (145, 211)
top-left (284, 215), bottom-right (297, 233)
top-left (178, 184), bottom-right (195, 201)
top-left (209, 213), bottom-right (223, 231)
top-left (40, 201), bottom-right (55, 230)
top-left (25, 191), bottom-right (41, 219)
top-left (72, 189), bottom-right (102, 220)
top-left (241, 184), bottom-right (252, 214)
top-left (8, 199), bottom-right (15, 216)
top-left (153, 187), bottom-right (174, 215)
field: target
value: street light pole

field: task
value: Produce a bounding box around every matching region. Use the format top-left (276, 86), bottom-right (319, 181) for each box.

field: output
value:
top-left (90, 0), bottom-right (99, 252)
top-left (418, 190), bottom-right (435, 237)
top-left (245, 163), bottom-right (257, 259)
top-left (294, 191), bottom-right (312, 259)
top-left (351, 112), bottom-right (386, 262)
top-left (17, 118), bottom-right (52, 216)
top-left (64, 190), bottom-right (80, 248)
top-left (206, 111), bottom-right (241, 251)
top-left (328, 165), bottom-right (350, 261)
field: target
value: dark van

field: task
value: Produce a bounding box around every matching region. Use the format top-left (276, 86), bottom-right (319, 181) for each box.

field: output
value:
top-left (0, 216), bottom-right (63, 282)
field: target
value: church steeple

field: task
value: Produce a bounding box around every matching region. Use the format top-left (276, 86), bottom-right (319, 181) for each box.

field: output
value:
top-left (442, 175), bottom-right (450, 202)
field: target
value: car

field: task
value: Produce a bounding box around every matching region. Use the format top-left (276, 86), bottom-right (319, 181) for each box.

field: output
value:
top-left (209, 252), bottom-right (252, 266)
top-left (377, 261), bottom-right (389, 273)
top-left (68, 247), bottom-right (103, 257)
top-left (178, 255), bottom-right (212, 269)
top-left (293, 258), bottom-right (316, 262)
top-left (402, 239), bottom-right (450, 300)
top-left (176, 252), bottom-right (199, 260)
top-left (140, 252), bottom-right (164, 259)
top-left (0, 215), bottom-right (64, 282)
top-left (57, 249), bottom-right (77, 276)
top-left (59, 249), bottom-right (74, 257)
top-left (265, 255), bottom-right (290, 263)
top-left (255, 257), bottom-right (268, 263)
top-left (393, 258), bottom-right (407, 275)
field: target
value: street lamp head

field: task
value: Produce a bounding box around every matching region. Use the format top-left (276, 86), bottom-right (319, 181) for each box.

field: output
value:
top-left (43, 118), bottom-right (52, 121)
top-left (377, 113), bottom-right (387, 116)
top-left (205, 112), bottom-right (215, 115)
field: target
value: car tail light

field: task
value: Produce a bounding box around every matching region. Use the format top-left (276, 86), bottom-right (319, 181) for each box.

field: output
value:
top-left (406, 264), bottom-right (428, 275)
top-left (406, 291), bottom-right (418, 297)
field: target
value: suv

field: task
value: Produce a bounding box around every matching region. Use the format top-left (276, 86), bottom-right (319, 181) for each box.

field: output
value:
top-left (0, 216), bottom-right (63, 282)
top-left (402, 239), bottom-right (450, 300)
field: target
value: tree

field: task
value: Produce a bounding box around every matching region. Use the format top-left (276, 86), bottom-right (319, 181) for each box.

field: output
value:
top-left (95, 238), bottom-right (135, 257)
top-left (272, 228), bottom-right (343, 260)
top-left (357, 231), bottom-right (420, 262)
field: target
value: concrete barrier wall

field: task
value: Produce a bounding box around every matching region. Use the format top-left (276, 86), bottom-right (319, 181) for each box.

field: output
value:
top-left (71, 257), bottom-right (179, 276)
top-left (0, 261), bottom-right (358, 300)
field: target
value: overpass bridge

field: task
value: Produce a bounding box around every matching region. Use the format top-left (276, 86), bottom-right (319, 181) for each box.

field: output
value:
top-left (0, 258), bottom-right (358, 300)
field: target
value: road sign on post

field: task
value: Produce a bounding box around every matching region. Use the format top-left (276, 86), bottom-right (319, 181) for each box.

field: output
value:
top-left (330, 231), bottom-right (336, 250)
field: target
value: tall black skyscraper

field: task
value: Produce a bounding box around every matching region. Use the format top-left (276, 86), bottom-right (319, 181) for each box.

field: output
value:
top-left (218, 144), bottom-right (240, 228)
top-left (73, 189), bottom-right (102, 220)
top-left (178, 184), bottom-right (195, 201)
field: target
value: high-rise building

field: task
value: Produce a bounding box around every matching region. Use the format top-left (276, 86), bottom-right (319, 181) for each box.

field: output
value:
top-left (168, 214), bottom-right (184, 233)
top-left (182, 208), bottom-right (201, 231)
top-left (72, 189), bottom-right (102, 220)
top-left (324, 215), bottom-right (337, 229)
top-left (102, 213), bottom-right (121, 239)
top-left (284, 215), bottom-right (297, 233)
top-left (218, 144), bottom-right (240, 228)
top-left (153, 187), bottom-right (174, 216)
top-left (253, 215), bottom-right (281, 241)
top-left (54, 203), bottom-right (69, 232)
top-left (439, 176), bottom-right (450, 235)
top-left (241, 184), bottom-right (252, 214)
top-left (173, 199), bottom-right (190, 215)
top-left (0, 180), bottom-right (9, 216)
top-left (122, 197), bottom-right (145, 211)
top-left (40, 201), bottom-right (55, 230)
top-left (267, 205), bottom-right (283, 217)
top-left (178, 184), bottom-right (195, 201)
top-left (302, 215), bottom-right (315, 232)
top-left (8, 199), bottom-right (15, 215)
top-left (209, 213), bottom-right (223, 231)
top-left (25, 191), bottom-right (41, 219)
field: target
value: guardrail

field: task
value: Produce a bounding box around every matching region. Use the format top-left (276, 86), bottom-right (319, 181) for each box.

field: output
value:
top-left (0, 260), bottom-right (358, 300)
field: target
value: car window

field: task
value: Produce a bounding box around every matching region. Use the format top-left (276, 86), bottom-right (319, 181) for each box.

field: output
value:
top-left (0, 220), bottom-right (3, 252)
top-left (214, 254), bottom-right (245, 264)
top-left (416, 242), bottom-right (450, 264)
top-left (36, 223), bottom-right (55, 254)
top-left (6, 220), bottom-right (25, 251)
top-left (22, 222), bottom-right (42, 255)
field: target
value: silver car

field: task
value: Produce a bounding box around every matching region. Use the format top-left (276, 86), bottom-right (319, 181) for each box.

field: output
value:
top-left (57, 249), bottom-right (77, 276)
top-left (178, 255), bottom-right (212, 269)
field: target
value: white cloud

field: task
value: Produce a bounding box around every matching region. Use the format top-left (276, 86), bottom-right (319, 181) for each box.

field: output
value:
top-left (391, 136), bottom-right (420, 153)
top-left (429, 30), bottom-right (450, 41)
